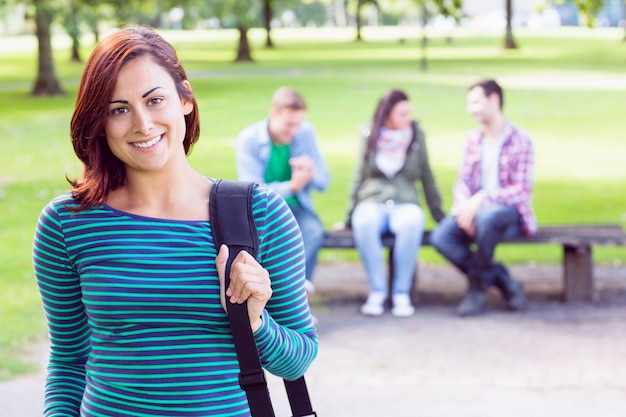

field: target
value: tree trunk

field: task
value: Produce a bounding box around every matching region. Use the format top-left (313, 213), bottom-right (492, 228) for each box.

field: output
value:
top-left (70, 36), bottom-right (81, 62)
top-left (355, 0), bottom-right (363, 42)
top-left (504, 0), bottom-right (518, 49)
top-left (420, 2), bottom-right (428, 71)
top-left (68, 0), bottom-right (81, 62)
top-left (263, 0), bottom-right (273, 48)
top-left (88, 19), bottom-right (100, 44)
top-left (235, 25), bottom-right (253, 62)
top-left (32, 0), bottom-right (64, 96)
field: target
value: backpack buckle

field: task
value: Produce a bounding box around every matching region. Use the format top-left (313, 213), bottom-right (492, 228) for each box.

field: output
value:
top-left (238, 368), bottom-right (267, 391)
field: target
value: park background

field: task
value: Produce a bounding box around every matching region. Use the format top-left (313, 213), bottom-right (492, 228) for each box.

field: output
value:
top-left (1, 0), bottom-right (625, 389)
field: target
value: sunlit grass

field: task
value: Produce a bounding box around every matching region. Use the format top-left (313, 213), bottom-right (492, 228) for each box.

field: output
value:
top-left (0, 26), bottom-right (625, 379)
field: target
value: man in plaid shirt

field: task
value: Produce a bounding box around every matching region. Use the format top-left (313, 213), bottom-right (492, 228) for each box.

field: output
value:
top-left (431, 79), bottom-right (537, 317)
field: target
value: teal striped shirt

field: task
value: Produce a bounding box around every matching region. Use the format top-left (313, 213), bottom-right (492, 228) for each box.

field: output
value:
top-left (33, 185), bottom-right (318, 416)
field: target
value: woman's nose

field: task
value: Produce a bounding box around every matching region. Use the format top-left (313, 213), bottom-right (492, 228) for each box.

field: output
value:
top-left (133, 108), bottom-right (154, 135)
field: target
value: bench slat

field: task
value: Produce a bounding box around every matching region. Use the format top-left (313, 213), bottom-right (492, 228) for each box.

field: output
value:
top-left (323, 225), bottom-right (626, 248)
top-left (321, 224), bottom-right (626, 303)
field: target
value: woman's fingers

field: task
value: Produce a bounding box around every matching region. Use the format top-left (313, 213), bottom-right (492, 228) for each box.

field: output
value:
top-left (227, 251), bottom-right (270, 304)
top-left (216, 245), bottom-right (272, 327)
top-left (215, 244), bottom-right (229, 311)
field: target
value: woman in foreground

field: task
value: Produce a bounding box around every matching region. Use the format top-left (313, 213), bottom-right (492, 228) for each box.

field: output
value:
top-left (32, 27), bottom-right (317, 416)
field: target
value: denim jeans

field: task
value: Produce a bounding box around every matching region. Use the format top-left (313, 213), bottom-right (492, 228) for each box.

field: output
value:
top-left (430, 206), bottom-right (521, 290)
top-left (352, 201), bottom-right (425, 295)
top-left (289, 205), bottom-right (324, 283)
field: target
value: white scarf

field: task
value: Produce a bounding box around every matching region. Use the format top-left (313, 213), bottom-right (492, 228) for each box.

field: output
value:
top-left (375, 127), bottom-right (412, 178)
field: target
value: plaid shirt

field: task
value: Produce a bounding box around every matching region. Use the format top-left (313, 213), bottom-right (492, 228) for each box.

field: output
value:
top-left (451, 120), bottom-right (537, 235)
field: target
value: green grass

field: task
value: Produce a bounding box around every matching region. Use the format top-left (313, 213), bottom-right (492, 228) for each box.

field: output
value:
top-left (1, 26), bottom-right (625, 379)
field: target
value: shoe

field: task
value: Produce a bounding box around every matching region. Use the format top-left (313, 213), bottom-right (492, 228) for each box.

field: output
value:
top-left (391, 293), bottom-right (415, 318)
top-left (457, 288), bottom-right (486, 317)
top-left (493, 265), bottom-right (527, 311)
top-left (361, 291), bottom-right (386, 316)
top-left (502, 280), bottom-right (527, 311)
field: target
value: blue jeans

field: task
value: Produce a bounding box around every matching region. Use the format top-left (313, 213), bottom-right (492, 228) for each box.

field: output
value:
top-left (430, 206), bottom-right (521, 290)
top-left (352, 202), bottom-right (425, 295)
top-left (289, 205), bottom-right (324, 283)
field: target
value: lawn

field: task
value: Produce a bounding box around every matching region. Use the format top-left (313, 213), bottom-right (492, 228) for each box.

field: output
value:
top-left (0, 26), bottom-right (625, 379)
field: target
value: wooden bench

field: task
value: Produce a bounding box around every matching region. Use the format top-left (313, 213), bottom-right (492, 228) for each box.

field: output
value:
top-left (322, 224), bottom-right (626, 302)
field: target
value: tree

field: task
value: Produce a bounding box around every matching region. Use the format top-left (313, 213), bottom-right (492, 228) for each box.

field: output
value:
top-left (417, 0), bottom-right (430, 70)
top-left (573, 0), bottom-right (605, 27)
top-left (355, 0), bottom-right (366, 41)
top-left (63, 0), bottom-right (82, 62)
top-left (432, 0), bottom-right (463, 18)
top-left (233, 1), bottom-right (255, 61)
top-left (31, 0), bottom-right (64, 96)
top-left (262, 0), bottom-right (274, 48)
top-left (61, 0), bottom-right (166, 63)
top-left (550, 0), bottom-right (605, 28)
top-left (353, 0), bottom-right (378, 41)
top-left (208, 0), bottom-right (260, 62)
top-left (81, 0), bottom-right (117, 44)
top-left (503, 0), bottom-right (517, 49)
top-left (413, 0), bottom-right (465, 70)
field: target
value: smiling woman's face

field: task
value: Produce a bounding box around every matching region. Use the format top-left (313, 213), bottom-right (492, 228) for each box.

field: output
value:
top-left (384, 100), bottom-right (412, 130)
top-left (104, 56), bottom-right (193, 174)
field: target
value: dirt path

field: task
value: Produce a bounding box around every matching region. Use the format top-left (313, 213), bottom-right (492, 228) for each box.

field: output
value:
top-left (2, 263), bottom-right (626, 417)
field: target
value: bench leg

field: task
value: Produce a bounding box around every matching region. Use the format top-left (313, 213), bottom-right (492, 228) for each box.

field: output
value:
top-left (562, 244), bottom-right (593, 302)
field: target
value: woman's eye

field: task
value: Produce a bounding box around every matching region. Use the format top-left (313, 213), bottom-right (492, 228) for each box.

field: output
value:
top-left (110, 107), bottom-right (127, 116)
top-left (149, 97), bottom-right (164, 106)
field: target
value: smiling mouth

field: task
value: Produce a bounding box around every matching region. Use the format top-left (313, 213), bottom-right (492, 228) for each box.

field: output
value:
top-left (132, 135), bottom-right (163, 149)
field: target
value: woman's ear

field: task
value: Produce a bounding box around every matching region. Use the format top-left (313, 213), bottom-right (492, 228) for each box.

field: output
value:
top-left (181, 80), bottom-right (194, 115)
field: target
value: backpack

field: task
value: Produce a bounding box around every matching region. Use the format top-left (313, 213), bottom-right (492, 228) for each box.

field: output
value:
top-left (209, 179), bottom-right (317, 417)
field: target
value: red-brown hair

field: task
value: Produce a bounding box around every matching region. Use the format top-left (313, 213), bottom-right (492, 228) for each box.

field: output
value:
top-left (69, 27), bottom-right (200, 211)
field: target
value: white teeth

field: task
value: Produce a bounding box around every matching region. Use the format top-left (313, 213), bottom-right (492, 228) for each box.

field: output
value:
top-left (132, 135), bottom-right (161, 149)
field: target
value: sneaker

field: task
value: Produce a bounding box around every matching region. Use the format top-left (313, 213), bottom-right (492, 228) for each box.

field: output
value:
top-left (503, 280), bottom-right (527, 311)
top-left (493, 265), bottom-right (527, 311)
top-left (391, 293), bottom-right (415, 318)
top-left (360, 291), bottom-right (386, 316)
top-left (457, 288), bottom-right (486, 317)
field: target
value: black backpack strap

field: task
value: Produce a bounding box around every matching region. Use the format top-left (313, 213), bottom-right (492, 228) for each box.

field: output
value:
top-left (210, 179), bottom-right (317, 417)
top-left (210, 179), bottom-right (274, 417)
top-left (285, 376), bottom-right (317, 416)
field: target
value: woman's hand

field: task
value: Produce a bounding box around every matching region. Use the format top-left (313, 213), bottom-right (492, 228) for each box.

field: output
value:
top-left (216, 245), bottom-right (272, 332)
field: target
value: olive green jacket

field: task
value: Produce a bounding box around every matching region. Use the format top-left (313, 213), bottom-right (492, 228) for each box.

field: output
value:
top-left (345, 122), bottom-right (445, 227)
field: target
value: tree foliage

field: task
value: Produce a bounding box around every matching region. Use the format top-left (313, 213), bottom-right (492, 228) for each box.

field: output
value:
top-left (430, 0), bottom-right (464, 20)
top-left (572, 0), bottom-right (605, 28)
top-left (551, 0), bottom-right (605, 28)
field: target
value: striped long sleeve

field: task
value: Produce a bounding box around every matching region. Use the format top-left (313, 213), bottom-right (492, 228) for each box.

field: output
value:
top-left (32, 185), bottom-right (317, 417)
